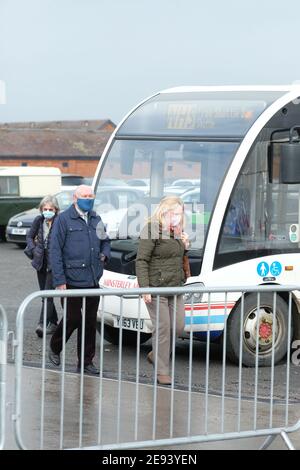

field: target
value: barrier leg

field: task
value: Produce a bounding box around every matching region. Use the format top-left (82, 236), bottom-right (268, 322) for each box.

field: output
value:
top-left (260, 432), bottom-right (295, 451)
top-left (0, 305), bottom-right (7, 450)
top-left (280, 431), bottom-right (295, 450)
top-left (259, 434), bottom-right (277, 450)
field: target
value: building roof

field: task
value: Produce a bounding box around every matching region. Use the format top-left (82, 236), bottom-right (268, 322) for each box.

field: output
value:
top-left (0, 119), bottom-right (116, 158)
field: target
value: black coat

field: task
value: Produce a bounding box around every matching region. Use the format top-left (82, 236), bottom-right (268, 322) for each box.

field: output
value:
top-left (25, 215), bottom-right (56, 271)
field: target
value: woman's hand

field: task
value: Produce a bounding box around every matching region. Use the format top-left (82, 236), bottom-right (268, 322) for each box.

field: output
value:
top-left (181, 231), bottom-right (190, 250)
top-left (142, 294), bottom-right (152, 304)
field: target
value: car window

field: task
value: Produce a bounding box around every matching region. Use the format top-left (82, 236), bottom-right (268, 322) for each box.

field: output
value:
top-left (61, 175), bottom-right (85, 186)
top-left (101, 178), bottom-right (128, 186)
top-left (127, 179), bottom-right (148, 187)
top-left (96, 192), bottom-right (112, 205)
top-left (0, 176), bottom-right (19, 195)
top-left (182, 191), bottom-right (201, 204)
top-left (117, 190), bottom-right (140, 206)
top-left (56, 191), bottom-right (73, 210)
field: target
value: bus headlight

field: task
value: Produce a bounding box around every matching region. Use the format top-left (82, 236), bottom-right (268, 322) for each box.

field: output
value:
top-left (183, 283), bottom-right (204, 304)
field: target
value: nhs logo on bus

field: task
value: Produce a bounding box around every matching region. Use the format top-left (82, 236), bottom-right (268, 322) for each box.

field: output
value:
top-left (257, 261), bottom-right (282, 277)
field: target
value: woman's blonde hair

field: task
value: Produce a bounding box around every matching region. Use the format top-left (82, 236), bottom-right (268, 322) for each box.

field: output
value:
top-left (150, 196), bottom-right (184, 227)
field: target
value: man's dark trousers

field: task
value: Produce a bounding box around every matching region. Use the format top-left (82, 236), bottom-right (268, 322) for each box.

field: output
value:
top-left (50, 285), bottom-right (99, 366)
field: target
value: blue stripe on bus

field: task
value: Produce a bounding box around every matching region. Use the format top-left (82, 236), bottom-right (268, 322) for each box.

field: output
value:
top-left (185, 315), bottom-right (226, 325)
top-left (193, 331), bottom-right (223, 340)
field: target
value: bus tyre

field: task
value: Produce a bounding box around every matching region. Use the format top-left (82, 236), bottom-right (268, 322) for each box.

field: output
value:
top-left (97, 322), bottom-right (151, 346)
top-left (226, 293), bottom-right (291, 367)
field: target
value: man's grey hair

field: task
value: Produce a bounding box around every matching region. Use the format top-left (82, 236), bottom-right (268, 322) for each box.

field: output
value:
top-left (39, 194), bottom-right (59, 212)
top-left (74, 184), bottom-right (94, 198)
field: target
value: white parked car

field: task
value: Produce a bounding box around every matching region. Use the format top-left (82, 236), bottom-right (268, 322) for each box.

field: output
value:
top-left (171, 179), bottom-right (200, 188)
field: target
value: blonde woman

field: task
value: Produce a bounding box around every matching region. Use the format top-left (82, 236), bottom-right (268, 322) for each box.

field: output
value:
top-left (136, 196), bottom-right (189, 385)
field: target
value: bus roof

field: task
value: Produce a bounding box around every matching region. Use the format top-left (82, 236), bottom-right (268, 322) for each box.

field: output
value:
top-left (0, 166), bottom-right (61, 176)
top-left (160, 85), bottom-right (300, 94)
top-left (116, 87), bottom-right (296, 139)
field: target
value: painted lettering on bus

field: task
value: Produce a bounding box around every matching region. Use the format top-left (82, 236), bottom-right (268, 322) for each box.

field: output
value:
top-left (103, 279), bottom-right (139, 289)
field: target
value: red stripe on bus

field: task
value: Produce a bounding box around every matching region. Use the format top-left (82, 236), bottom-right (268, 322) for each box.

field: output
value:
top-left (185, 303), bottom-right (235, 311)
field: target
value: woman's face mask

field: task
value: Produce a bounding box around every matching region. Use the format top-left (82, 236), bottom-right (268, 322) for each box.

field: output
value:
top-left (163, 205), bottom-right (183, 228)
top-left (42, 209), bottom-right (55, 220)
top-left (170, 214), bottom-right (181, 227)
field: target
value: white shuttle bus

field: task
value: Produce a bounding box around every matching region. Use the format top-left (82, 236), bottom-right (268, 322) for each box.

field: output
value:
top-left (93, 85), bottom-right (300, 366)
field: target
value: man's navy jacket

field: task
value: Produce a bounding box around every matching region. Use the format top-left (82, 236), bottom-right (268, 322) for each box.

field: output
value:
top-left (50, 204), bottom-right (111, 287)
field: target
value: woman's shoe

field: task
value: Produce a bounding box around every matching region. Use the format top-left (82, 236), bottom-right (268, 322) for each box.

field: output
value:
top-left (157, 374), bottom-right (172, 385)
top-left (48, 348), bottom-right (61, 366)
top-left (147, 350), bottom-right (154, 365)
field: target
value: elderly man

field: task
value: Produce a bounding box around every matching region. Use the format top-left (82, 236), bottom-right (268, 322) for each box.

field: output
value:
top-left (48, 185), bottom-right (110, 375)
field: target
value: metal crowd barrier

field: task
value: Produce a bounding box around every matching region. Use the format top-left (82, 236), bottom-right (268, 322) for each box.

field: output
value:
top-left (13, 285), bottom-right (300, 450)
top-left (0, 304), bottom-right (7, 450)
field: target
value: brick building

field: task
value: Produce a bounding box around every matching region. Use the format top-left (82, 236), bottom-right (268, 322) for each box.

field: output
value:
top-left (0, 119), bottom-right (116, 177)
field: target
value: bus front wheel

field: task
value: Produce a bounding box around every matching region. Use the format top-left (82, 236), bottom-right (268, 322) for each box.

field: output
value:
top-left (226, 293), bottom-right (291, 367)
top-left (97, 323), bottom-right (151, 346)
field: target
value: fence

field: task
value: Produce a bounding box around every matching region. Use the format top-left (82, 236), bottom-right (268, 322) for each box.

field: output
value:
top-left (8, 284), bottom-right (300, 450)
top-left (0, 304), bottom-right (7, 450)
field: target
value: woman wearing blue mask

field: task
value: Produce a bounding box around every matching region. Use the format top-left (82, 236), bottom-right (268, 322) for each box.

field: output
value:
top-left (24, 195), bottom-right (59, 337)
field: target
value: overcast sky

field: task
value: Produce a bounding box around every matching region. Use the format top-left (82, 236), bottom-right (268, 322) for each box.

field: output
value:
top-left (0, 0), bottom-right (299, 125)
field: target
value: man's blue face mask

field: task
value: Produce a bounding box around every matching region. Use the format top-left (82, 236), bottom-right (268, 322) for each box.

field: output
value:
top-left (77, 198), bottom-right (94, 212)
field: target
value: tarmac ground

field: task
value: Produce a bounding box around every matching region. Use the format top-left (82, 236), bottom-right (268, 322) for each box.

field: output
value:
top-left (2, 364), bottom-right (300, 451)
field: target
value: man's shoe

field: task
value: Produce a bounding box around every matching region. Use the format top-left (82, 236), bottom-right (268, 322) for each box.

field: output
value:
top-left (48, 349), bottom-right (60, 366)
top-left (83, 363), bottom-right (100, 375)
top-left (147, 350), bottom-right (154, 365)
top-left (46, 322), bottom-right (57, 335)
top-left (35, 324), bottom-right (43, 338)
top-left (157, 374), bottom-right (172, 385)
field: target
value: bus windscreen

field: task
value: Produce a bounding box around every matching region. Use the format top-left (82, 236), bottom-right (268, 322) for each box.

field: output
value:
top-left (96, 139), bottom-right (239, 253)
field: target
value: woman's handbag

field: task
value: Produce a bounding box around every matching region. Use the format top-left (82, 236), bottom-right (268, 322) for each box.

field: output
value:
top-left (24, 245), bottom-right (33, 259)
top-left (24, 244), bottom-right (34, 260)
top-left (183, 254), bottom-right (191, 280)
top-left (23, 216), bottom-right (41, 260)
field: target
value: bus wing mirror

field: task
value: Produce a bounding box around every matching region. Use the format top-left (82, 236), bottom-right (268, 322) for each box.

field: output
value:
top-left (280, 126), bottom-right (300, 184)
top-left (269, 126), bottom-right (300, 184)
top-left (279, 140), bottom-right (300, 184)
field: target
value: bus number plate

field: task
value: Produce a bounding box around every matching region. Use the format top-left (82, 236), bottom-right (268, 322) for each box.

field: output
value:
top-left (114, 316), bottom-right (144, 331)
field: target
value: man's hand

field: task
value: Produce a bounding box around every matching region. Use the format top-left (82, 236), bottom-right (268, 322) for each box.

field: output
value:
top-left (56, 284), bottom-right (67, 290)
